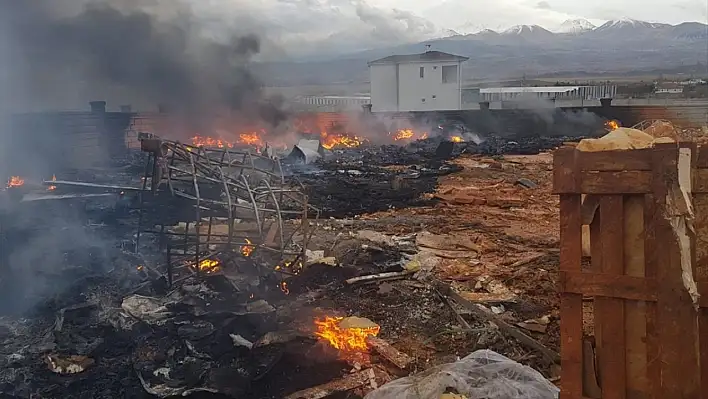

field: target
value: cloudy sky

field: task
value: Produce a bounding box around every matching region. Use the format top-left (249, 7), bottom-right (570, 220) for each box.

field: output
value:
top-left (186, 0), bottom-right (707, 57)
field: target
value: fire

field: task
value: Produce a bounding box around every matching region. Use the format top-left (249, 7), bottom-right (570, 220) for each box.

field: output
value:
top-left (240, 238), bottom-right (255, 257)
top-left (391, 129), bottom-right (429, 142)
top-left (393, 129), bottom-right (414, 140)
top-left (191, 136), bottom-right (235, 148)
top-left (606, 120), bottom-right (620, 130)
top-left (450, 136), bottom-right (464, 143)
top-left (314, 316), bottom-right (381, 354)
top-left (239, 132), bottom-right (264, 147)
top-left (48, 175), bottom-right (57, 191)
top-left (196, 259), bottom-right (220, 274)
top-left (279, 281), bottom-right (290, 295)
top-left (6, 176), bottom-right (24, 188)
top-left (320, 132), bottom-right (364, 150)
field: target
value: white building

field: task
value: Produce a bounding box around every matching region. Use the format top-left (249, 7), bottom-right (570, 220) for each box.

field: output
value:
top-left (368, 51), bottom-right (469, 113)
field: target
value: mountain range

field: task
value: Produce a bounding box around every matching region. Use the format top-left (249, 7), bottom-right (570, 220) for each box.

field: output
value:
top-left (258, 18), bottom-right (708, 87)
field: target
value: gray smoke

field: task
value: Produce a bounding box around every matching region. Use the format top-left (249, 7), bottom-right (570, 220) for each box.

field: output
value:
top-left (0, 0), bottom-right (287, 132)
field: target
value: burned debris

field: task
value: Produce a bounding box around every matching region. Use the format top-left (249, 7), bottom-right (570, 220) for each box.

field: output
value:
top-left (0, 107), bottom-right (610, 398)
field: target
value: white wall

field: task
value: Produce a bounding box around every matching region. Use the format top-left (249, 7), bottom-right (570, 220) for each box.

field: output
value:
top-left (369, 64), bottom-right (398, 112)
top-left (398, 61), bottom-right (461, 112)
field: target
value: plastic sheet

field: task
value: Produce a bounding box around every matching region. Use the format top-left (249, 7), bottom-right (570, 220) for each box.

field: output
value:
top-left (364, 349), bottom-right (559, 399)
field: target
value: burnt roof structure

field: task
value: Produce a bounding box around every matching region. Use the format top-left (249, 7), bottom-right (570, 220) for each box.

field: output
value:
top-left (368, 50), bottom-right (469, 65)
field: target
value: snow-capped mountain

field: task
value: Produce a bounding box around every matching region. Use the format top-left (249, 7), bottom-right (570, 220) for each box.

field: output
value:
top-left (593, 17), bottom-right (669, 33)
top-left (502, 24), bottom-right (549, 35)
top-left (556, 19), bottom-right (596, 34)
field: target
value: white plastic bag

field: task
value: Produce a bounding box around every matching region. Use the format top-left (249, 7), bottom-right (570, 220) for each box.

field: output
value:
top-left (364, 349), bottom-right (559, 399)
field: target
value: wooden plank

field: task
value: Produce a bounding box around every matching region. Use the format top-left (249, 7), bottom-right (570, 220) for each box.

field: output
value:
top-left (643, 194), bottom-right (659, 399)
top-left (554, 147), bottom-right (579, 194)
top-left (366, 336), bottom-right (414, 370)
top-left (694, 145), bottom-right (708, 168)
top-left (559, 271), bottom-right (656, 302)
top-left (559, 194), bottom-right (584, 399)
top-left (576, 149), bottom-right (652, 171)
top-left (691, 169), bottom-right (708, 193)
top-left (579, 171), bottom-right (652, 194)
top-left (623, 195), bottom-right (648, 399)
top-left (284, 369), bottom-right (378, 399)
top-left (651, 143), bottom-right (700, 398)
top-left (590, 207), bottom-right (603, 391)
top-left (596, 195), bottom-right (626, 399)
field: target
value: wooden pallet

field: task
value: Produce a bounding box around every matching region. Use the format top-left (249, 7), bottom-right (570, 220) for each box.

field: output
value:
top-left (554, 142), bottom-right (707, 399)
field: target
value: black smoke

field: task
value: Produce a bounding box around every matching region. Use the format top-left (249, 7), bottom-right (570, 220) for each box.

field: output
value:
top-left (0, 0), bottom-right (287, 132)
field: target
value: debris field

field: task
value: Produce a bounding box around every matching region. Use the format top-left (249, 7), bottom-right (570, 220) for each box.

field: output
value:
top-left (1, 126), bottom-right (671, 398)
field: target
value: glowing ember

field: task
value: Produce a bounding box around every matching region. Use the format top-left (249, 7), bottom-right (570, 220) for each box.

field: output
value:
top-left (6, 176), bottom-right (24, 188)
top-left (240, 238), bottom-right (255, 257)
top-left (450, 136), bottom-right (464, 143)
top-left (48, 175), bottom-right (57, 191)
top-left (279, 281), bottom-right (290, 295)
top-left (320, 132), bottom-right (364, 150)
top-left (239, 132), bottom-right (265, 147)
top-left (314, 316), bottom-right (381, 353)
top-left (196, 259), bottom-right (220, 274)
top-left (606, 120), bottom-right (620, 130)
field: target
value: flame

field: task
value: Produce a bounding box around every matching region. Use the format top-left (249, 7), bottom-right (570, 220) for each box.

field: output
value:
top-left (314, 316), bottom-right (380, 354)
top-left (320, 131), bottom-right (364, 150)
top-left (606, 120), bottom-right (620, 130)
top-left (391, 129), bottom-right (429, 142)
top-left (279, 281), bottom-right (290, 295)
top-left (6, 176), bottom-right (24, 188)
top-left (240, 238), bottom-right (255, 257)
top-left (239, 132), bottom-right (265, 147)
top-left (450, 136), bottom-right (464, 143)
top-left (48, 175), bottom-right (57, 191)
top-left (393, 129), bottom-right (414, 140)
top-left (191, 136), bottom-right (235, 148)
top-left (196, 259), bottom-right (220, 274)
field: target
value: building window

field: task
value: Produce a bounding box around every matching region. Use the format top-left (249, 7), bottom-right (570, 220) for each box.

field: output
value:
top-left (442, 65), bottom-right (458, 83)
top-left (420, 66), bottom-right (424, 78)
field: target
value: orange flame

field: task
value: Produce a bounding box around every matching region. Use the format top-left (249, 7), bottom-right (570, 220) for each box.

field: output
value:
top-left (314, 316), bottom-right (380, 354)
top-left (196, 259), bottom-right (220, 274)
top-left (240, 238), bottom-right (255, 257)
top-left (279, 281), bottom-right (290, 295)
top-left (450, 136), bottom-right (464, 143)
top-left (320, 132), bottom-right (364, 150)
top-left (239, 132), bottom-right (264, 147)
top-left (391, 129), bottom-right (428, 142)
top-left (48, 175), bottom-right (57, 191)
top-left (6, 176), bottom-right (24, 188)
top-left (191, 136), bottom-right (235, 148)
top-left (606, 120), bottom-right (620, 130)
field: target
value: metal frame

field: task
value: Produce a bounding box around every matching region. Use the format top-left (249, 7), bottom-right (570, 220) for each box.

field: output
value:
top-left (136, 138), bottom-right (318, 286)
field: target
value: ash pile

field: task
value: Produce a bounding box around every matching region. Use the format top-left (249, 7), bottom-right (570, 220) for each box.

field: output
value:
top-left (0, 131), bottom-right (566, 399)
top-left (285, 133), bottom-right (579, 217)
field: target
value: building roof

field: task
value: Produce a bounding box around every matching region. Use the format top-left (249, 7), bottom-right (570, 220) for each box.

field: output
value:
top-left (480, 86), bottom-right (582, 94)
top-left (369, 51), bottom-right (469, 65)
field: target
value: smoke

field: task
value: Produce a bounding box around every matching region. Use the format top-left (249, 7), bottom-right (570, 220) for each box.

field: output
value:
top-left (0, 0), bottom-right (287, 133)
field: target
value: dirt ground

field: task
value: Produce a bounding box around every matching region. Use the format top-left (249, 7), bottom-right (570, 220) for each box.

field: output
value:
top-left (291, 152), bottom-right (562, 384)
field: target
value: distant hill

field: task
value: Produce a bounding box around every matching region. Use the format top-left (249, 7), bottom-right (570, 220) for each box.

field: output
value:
top-left (257, 19), bottom-right (708, 86)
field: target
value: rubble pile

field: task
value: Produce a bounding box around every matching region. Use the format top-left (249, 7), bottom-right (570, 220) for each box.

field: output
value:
top-left (0, 131), bottom-right (580, 398)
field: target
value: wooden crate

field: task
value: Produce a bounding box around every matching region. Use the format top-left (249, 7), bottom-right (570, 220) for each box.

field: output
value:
top-left (554, 142), bottom-right (707, 399)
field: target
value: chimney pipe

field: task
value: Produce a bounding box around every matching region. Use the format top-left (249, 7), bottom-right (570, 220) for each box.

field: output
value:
top-left (90, 101), bottom-right (106, 113)
top-left (120, 105), bottom-right (132, 113)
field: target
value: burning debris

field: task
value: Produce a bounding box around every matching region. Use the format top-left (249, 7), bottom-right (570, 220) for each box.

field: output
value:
top-left (0, 116), bottom-right (587, 398)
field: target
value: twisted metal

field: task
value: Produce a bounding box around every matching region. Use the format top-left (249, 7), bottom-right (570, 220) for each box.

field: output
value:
top-left (136, 138), bottom-right (319, 283)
